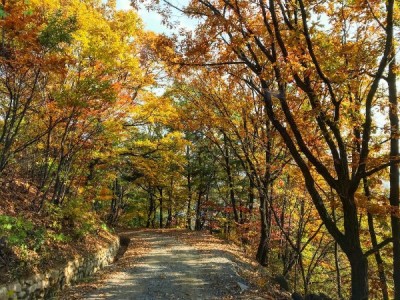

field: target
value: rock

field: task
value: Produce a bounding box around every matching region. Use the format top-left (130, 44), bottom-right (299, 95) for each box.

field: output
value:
top-left (42, 279), bottom-right (50, 289)
top-left (24, 279), bottom-right (33, 286)
top-left (7, 282), bottom-right (21, 293)
top-left (31, 274), bottom-right (42, 282)
top-left (37, 290), bottom-right (45, 299)
top-left (27, 283), bottom-right (38, 294)
top-left (0, 237), bottom-right (120, 299)
top-left (17, 290), bottom-right (26, 298)
top-left (65, 264), bottom-right (75, 276)
top-left (0, 286), bottom-right (8, 299)
top-left (48, 268), bottom-right (59, 280)
top-left (237, 281), bottom-right (249, 292)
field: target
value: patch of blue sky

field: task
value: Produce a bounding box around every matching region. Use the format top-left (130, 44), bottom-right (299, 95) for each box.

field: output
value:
top-left (116, 0), bottom-right (197, 35)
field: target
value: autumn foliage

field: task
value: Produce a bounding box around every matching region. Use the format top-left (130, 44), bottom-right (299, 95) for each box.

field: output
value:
top-left (1, 0), bottom-right (399, 299)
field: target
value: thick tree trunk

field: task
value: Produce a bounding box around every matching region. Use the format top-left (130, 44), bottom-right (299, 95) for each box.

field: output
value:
top-left (340, 192), bottom-right (369, 300)
top-left (349, 253), bottom-right (368, 300)
top-left (166, 206), bottom-right (172, 228)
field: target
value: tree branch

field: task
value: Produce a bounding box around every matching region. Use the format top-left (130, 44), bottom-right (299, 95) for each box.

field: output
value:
top-left (364, 238), bottom-right (393, 257)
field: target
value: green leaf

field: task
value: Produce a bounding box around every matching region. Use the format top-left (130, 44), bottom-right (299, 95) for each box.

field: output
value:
top-left (2, 224), bottom-right (12, 230)
top-left (0, 8), bottom-right (6, 18)
top-left (23, 9), bottom-right (33, 16)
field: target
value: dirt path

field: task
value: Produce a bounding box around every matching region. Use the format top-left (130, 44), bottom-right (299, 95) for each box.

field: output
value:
top-left (62, 229), bottom-right (269, 300)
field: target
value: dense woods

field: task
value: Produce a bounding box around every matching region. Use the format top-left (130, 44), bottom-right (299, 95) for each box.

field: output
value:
top-left (0, 0), bottom-right (399, 299)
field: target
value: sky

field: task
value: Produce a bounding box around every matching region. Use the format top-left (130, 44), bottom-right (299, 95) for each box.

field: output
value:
top-left (115, 0), bottom-right (195, 34)
top-left (116, 0), bottom-right (167, 33)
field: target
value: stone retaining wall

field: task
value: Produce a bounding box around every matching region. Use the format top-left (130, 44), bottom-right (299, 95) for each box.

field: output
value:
top-left (0, 236), bottom-right (120, 299)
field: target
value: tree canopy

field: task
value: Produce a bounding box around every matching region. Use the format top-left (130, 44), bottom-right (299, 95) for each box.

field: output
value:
top-left (0, 0), bottom-right (399, 298)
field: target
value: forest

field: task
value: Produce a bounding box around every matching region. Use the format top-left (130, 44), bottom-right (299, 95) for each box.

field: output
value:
top-left (0, 0), bottom-right (398, 299)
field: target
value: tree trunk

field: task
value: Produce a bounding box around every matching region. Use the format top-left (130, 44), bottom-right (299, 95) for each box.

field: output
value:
top-left (256, 121), bottom-right (272, 266)
top-left (256, 192), bottom-right (270, 266)
top-left (349, 253), bottom-right (368, 300)
top-left (146, 190), bottom-right (154, 228)
top-left (152, 203), bottom-right (156, 228)
top-left (223, 134), bottom-right (239, 223)
top-left (187, 172), bottom-right (192, 230)
top-left (248, 176), bottom-right (255, 213)
top-left (195, 192), bottom-right (203, 231)
top-left (166, 187), bottom-right (173, 228)
top-left (158, 187), bottom-right (163, 228)
top-left (166, 206), bottom-right (172, 228)
top-left (363, 179), bottom-right (389, 299)
top-left (388, 45), bottom-right (400, 299)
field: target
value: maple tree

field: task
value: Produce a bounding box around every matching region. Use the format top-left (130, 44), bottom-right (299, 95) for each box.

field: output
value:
top-left (0, 0), bottom-right (75, 174)
top-left (0, 0), bottom-right (160, 243)
top-left (139, 0), bottom-right (399, 298)
top-left (1, 0), bottom-right (399, 298)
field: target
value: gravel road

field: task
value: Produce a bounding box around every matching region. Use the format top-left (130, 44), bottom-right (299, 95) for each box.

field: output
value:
top-left (82, 230), bottom-right (250, 300)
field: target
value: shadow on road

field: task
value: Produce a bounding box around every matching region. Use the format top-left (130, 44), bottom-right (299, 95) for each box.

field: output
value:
top-left (84, 232), bottom-right (245, 300)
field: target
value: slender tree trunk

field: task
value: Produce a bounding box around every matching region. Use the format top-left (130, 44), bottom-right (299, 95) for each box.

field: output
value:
top-left (186, 145), bottom-right (193, 229)
top-left (39, 118), bottom-right (53, 188)
top-left (158, 187), bottom-right (163, 228)
top-left (363, 179), bottom-right (389, 300)
top-left (256, 122), bottom-right (272, 266)
top-left (166, 186), bottom-right (173, 228)
top-left (256, 192), bottom-right (270, 266)
top-left (146, 189), bottom-right (154, 228)
top-left (187, 172), bottom-right (192, 230)
top-left (1, 0), bottom-right (4, 51)
top-left (330, 203), bottom-right (343, 300)
top-left (152, 203), bottom-right (156, 228)
top-left (388, 48), bottom-right (400, 299)
top-left (223, 134), bottom-right (239, 223)
top-left (248, 176), bottom-right (255, 213)
top-left (195, 191), bottom-right (202, 231)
